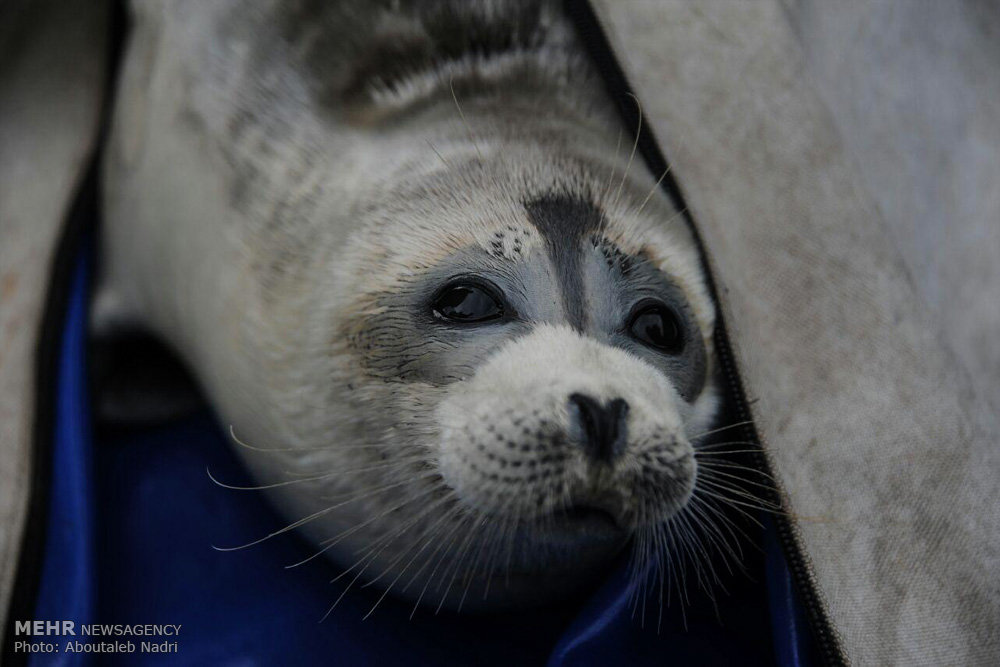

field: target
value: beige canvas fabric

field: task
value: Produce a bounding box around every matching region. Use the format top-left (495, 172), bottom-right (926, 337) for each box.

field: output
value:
top-left (593, 0), bottom-right (1000, 664)
top-left (0, 0), bottom-right (109, 645)
top-left (787, 0), bottom-right (1000, 416)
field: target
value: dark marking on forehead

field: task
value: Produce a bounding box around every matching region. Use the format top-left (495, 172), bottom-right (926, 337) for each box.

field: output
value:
top-left (524, 195), bottom-right (604, 330)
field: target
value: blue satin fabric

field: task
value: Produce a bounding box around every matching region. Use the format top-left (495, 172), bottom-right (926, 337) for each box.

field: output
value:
top-left (30, 244), bottom-right (95, 667)
top-left (30, 243), bottom-right (809, 666)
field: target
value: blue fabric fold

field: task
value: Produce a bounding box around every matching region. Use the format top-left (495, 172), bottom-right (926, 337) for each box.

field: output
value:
top-left (31, 245), bottom-right (94, 667)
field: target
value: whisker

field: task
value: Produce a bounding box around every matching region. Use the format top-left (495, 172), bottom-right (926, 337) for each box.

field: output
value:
top-left (602, 128), bottom-right (624, 208)
top-left (216, 480), bottom-right (440, 556)
top-left (281, 455), bottom-right (425, 478)
top-left (408, 513), bottom-right (477, 618)
top-left (695, 459), bottom-right (776, 481)
top-left (361, 505), bottom-right (466, 620)
top-left (434, 513), bottom-right (489, 614)
top-left (321, 491), bottom-right (458, 622)
top-left (694, 449), bottom-right (768, 458)
top-left (613, 93), bottom-right (643, 209)
top-left (284, 475), bottom-right (442, 568)
top-left (450, 77), bottom-right (484, 162)
top-left (685, 500), bottom-right (744, 571)
top-left (687, 494), bottom-right (758, 559)
top-left (426, 139), bottom-right (451, 168)
top-left (359, 498), bottom-right (462, 590)
top-left (696, 473), bottom-right (777, 504)
top-left (634, 165), bottom-right (673, 217)
top-left (207, 455), bottom-right (424, 492)
top-left (689, 420), bottom-right (755, 442)
top-left (698, 467), bottom-right (780, 495)
top-left (693, 484), bottom-right (771, 525)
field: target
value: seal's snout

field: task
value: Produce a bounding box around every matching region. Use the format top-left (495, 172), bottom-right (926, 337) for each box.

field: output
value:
top-left (568, 393), bottom-right (629, 464)
top-left (436, 324), bottom-right (697, 528)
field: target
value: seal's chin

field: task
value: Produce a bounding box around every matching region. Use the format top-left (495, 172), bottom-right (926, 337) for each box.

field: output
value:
top-left (530, 494), bottom-right (630, 545)
top-left (464, 501), bottom-right (631, 597)
top-left (522, 503), bottom-right (629, 560)
top-left (440, 527), bottom-right (630, 613)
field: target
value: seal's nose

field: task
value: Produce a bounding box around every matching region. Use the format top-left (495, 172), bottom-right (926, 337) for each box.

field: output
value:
top-left (568, 393), bottom-right (629, 463)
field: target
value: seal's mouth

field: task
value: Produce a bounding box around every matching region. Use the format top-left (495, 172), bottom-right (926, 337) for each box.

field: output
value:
top-left (538, 499), bottom-right (630, 546)
top-left (497, 503), bottom-right (628, 576)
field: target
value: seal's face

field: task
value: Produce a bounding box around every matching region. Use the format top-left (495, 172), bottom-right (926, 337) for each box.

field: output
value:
top-left (306, 147), bottom-right (718, 608)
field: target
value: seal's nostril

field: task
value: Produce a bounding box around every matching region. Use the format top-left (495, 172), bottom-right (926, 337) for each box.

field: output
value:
top-left (568, 393), bottom-right (630, 463)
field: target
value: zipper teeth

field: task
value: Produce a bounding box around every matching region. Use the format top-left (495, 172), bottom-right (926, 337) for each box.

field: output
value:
top-left (563, 1), bottom-right (848, 663)
top-left (712, 316), bottom-right (846, 667)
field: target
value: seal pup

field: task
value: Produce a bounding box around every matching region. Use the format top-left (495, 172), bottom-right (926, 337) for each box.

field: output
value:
top-left (99, 0), bottom-right (720, 611)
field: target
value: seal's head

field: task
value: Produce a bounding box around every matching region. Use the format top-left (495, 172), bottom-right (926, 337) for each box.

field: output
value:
top-left (111, 0), bottom-right (720, 612)
top-left (260, 143), bottom-right (719, 610)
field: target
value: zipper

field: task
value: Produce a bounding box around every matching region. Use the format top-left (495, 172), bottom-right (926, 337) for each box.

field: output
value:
top-left (713, 314), bottom-right (846, 667)
top-left (565, 1), bottom-right (847, 664)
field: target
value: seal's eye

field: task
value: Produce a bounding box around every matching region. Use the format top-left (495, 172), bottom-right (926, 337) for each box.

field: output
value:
top-left (432, 283), bottom-right (504, 323)
top-left (628, 303), bottom-right (684, 354)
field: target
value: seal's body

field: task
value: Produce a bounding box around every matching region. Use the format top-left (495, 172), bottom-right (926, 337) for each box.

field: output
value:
top-left (101, 0), bottom-right (718, 609)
